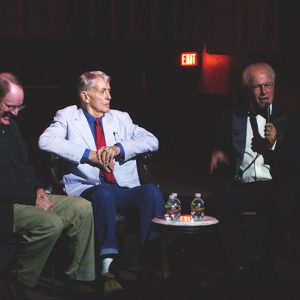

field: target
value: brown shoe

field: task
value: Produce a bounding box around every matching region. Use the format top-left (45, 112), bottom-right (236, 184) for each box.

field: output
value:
top-left (102, 272), bottom-right (123, 295)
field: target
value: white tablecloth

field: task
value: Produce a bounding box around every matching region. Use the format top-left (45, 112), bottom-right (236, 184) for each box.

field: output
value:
top-left (152, 215), bottom-right (219, 226)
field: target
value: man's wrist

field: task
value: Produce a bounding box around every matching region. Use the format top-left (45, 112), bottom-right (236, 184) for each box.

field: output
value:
top-left (112, 145), bottom-right (121, 156)
top-left (115, 143), bottom-right (124, 160)
top-left (88, 150), bottom-right (98, 163)
top-left (81, 149), bottom-right (91, 163)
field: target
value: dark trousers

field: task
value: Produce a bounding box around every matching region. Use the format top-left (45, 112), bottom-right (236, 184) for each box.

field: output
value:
top-left (81, 183), bottom-right (164, 256)
top-left (0, 239), bottom-right (15, 273)
top-left (205, 180), bottom-right (294, 270)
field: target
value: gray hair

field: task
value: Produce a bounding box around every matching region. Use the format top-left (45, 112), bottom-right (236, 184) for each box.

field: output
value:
top-left (0, 78), bottom-right (10, 102)
top-left (77, 71), bottom-right (111, 95)
top-left (241, 62), bottom-right (276, 87)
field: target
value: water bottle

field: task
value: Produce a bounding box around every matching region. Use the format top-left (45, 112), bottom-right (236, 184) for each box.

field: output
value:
top-left (164, 194), bottom-right (181, 220)
top-left (172, 193), bottom-right (182, 219)
top-left (191, 192), bottom-right (205, 221)
top-left (171, 193), bottom-right (181, 204)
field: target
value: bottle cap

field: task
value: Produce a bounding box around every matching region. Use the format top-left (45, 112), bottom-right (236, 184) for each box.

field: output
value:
top-left (195, 193), bottom-right (201, 198)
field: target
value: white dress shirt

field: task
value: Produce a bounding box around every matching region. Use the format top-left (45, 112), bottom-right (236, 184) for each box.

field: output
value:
top-left (240, 105), bottom-right (274, 182)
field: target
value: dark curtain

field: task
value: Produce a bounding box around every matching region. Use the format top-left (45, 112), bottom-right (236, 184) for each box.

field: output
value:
top-left (205, 0), bottom-right (280, 55)
top-left (0, 0), bottom-right (283, 55)
top-left (0, 0), bottom-right (207, 41)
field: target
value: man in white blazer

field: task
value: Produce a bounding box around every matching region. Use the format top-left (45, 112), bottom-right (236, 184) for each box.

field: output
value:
top-left (39, 70), bottom-right (164, 293)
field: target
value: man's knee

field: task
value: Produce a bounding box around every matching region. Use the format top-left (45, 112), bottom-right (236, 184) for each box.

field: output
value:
top-left (142, 184), bottom-right (162, 197)
top-left (36, 213), bottom-right (64, 240)
top-left (90, 187), bottom-right (115, 207)
top-left (67, 197), bottom-right (93, 218)
top-left (140, 184), bottom-right (164, 208)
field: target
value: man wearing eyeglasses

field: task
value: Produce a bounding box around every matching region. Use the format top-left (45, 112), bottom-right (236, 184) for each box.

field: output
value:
top-left (0, 74), bottom-right (19, 299)
top-left (206, 62), bottom-right (300, 283)
top-left (0, 73), bottom-right (98, 299)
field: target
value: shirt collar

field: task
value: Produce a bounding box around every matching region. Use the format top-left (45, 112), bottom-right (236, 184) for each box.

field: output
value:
top-left (248, 104), bottom-right (273, 118)
top-left (82, 109), bottom-right (105, 125)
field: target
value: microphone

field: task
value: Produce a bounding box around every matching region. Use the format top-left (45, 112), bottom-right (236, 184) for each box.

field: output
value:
top-left (265, 103), bottom-right (271, 123)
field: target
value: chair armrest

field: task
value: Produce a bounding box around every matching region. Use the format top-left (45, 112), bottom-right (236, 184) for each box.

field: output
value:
top-left (48, 153), bottom-right (66, 195)
top-left (135, 151), bottom-right (156, 185)
top-left (48, 151), bottom-right (156, 190)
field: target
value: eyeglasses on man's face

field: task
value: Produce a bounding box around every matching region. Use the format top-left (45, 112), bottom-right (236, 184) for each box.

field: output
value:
top-left (249, 82), bottom-right (274, 91)
top-left (0, 101), bottom-right (26, 112)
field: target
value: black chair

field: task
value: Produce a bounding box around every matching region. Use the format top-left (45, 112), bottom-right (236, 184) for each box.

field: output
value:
top-left (46, 151), bottom-right (156, 194)
top-left (39, 151), bottom-right (158, 289)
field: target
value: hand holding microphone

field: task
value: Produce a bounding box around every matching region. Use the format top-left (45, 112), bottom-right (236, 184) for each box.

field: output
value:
top-left (250, 103), bottom-right (276, 153)
top-left (264, 103), bottom-right (277, 147)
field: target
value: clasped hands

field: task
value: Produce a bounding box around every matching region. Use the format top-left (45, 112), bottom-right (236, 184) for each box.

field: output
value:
top-left (251, 122), bottom-right (277, 154)
top-left (89, 145), bottom-right (121, 173)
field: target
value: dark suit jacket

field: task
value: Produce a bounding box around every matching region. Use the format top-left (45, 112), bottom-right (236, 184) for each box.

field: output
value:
top-left (0, 119), bottom-right (39, 244)
top-left (213, 104), bottom-right (300, 185)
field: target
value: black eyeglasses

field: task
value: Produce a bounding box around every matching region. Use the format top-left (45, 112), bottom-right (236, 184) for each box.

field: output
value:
top-left (0, 102), bottom-right (26, 112)
top-left (249, 82), bottom-right (274, 90)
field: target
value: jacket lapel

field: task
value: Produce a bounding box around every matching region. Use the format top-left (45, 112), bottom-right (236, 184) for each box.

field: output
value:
top-left (0, 123), bottom-right (25, 168)
top-left (0, 135), bottom-right (16, 165)
top-left (102, 112), bottom-right (118, 147)
top-left (232, 111), bottom-right (247, 171)
top-left (270, 105), bottom-right (287, 140)
top-left (9, 122), bottom-right (27, 161)
top-left (73, 108), bottom-right (97, 150)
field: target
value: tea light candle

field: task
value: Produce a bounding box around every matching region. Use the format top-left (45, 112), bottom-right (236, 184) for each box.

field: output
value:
top-left (179, 214), bottom-right (192, 222)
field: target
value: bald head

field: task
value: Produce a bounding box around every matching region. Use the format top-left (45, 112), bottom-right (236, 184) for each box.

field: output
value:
top-left (0, 76), bottom-right (24, 125)
top-left (0, 72), bottom-right (21, 85)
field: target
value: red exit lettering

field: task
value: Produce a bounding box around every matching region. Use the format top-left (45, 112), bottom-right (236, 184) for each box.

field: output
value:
top-left (180, 52), bottom-right (198, 66)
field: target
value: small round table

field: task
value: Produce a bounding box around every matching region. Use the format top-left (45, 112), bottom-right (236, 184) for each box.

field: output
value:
top-left (151, 215), bottom-right (219, 279)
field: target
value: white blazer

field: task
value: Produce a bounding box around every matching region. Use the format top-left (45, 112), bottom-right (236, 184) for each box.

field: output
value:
top-left (38, 105), bottom-right (159, 196)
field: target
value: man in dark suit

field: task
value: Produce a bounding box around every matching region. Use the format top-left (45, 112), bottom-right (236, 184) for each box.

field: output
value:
top-left (0, 73), bottom-right (97, 299)
top-left (207, 62), bottom-right (300, 278)
top-left (0, 75), bottom-right (15, 299)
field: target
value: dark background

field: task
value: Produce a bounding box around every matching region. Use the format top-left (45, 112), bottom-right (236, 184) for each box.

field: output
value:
top-left (1, 0), bottom-right (300, 183)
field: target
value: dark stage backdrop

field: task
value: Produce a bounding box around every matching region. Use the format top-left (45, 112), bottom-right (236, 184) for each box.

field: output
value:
top-left (0, 0), bottom-right (285, 55)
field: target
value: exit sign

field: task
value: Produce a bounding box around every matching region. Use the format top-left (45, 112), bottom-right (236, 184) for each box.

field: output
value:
top-left (180, 52), bottom-right (198, 66)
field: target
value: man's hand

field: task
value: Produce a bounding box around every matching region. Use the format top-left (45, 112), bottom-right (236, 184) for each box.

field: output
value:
top-left (252, 122), bottom-right (277, 154)
top-left (210, 150), bottom-right (229, 174)
top-left (89, 146), bottom-right (120, 172)
top-left (97, 146), bottom-right (120, 172)
top-left (264, 122), bottom-right (277, 147)
top-left (251, 136), bottom-right (269, 154)
top-left (35, 188), bottom-right (54, 212)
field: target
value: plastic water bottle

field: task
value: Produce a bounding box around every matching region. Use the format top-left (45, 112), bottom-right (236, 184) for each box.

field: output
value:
top-left (171, 193), bottom-right (181, 204)
top-left (164, 194), bottom-right (181, 220)
top-left (171, 193), bottom-right (182, 219)
top-left (191, 192), bottom-right (205, 221)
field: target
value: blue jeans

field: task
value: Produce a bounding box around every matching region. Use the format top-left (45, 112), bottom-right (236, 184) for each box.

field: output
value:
top-left (81, 183), bottom-right (164, 256)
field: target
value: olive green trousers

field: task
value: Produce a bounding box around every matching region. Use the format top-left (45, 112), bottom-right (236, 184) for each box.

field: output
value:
top-left (13, 195), bottom-right (95, 287)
